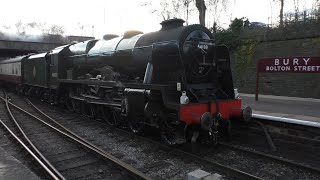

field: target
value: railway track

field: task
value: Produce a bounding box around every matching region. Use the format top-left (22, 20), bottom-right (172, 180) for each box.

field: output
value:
top-left (0, 92), bottom-right (150, 180)
top-left (23, 94), bottom-right (320, 179)
top-left (229, 119), bottom-right (320, 169)
top-left (218, 142), bottom-right (320, 173)
top-left (0, 105), bottom-right (61, 179)
top-left (22, 95), bottom-right (260, 179)
top-left (110, 123), bottom-right (320, 179)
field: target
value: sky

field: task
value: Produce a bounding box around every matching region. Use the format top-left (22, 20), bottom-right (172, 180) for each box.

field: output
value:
top-left (0, 0), bottom-right (316, 39)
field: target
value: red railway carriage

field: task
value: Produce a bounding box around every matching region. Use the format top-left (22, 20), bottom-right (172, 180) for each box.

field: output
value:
top-left (0, 56), bottom-right (27, 84)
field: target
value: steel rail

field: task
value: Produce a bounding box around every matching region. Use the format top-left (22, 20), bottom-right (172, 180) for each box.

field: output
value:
top-left (94, 120), bottom-right (263, 180)
top-left (17, 96), bottom-right (320, 179)
top-left (28, 98), bottom-right (262, 180)
top-left (219, 142), bottom-right (320, 174)
top-left (0, 119), bottom-right (60, 180)
top-left (26, 98), bottom-right (109, 154)
top-left (4, 97), bottom-right (151, 180)
top-left (172, 147), bottom-right (264, 180)
top-left (0, 95), bottom-right (64, 180)
top-left (28, 97), bottom-right (320, 179)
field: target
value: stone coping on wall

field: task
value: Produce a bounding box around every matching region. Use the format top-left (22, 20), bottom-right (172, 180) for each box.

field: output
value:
top-left (240, 93), bottom-right (320, 103)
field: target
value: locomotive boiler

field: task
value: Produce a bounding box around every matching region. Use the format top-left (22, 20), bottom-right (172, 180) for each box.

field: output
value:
top-left (0, 19), bottom-right (252, 145)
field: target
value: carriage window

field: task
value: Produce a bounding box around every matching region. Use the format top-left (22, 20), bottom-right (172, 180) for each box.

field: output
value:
top-left (12, 64), bottom-right (14, 74)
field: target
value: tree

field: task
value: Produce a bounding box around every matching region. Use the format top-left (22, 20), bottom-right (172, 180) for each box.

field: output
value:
top-left (273, 0), bottom-right (285, 27)
top-left (141, 0), bottom-right (183, 21)
top-left (160, 0), bottom-right (172, 20)
top-left (195, 0), bottom-right (229, 27)
top-left (195, 0), bottom-right (206, 25)
top-left (207, 0), bottom-right (229, 32)
top-left (214, 17), bottom-right (250, 50)
top-left (293, 0), bottom-right (300, 21)
top-left (229, 17), bottom-right (250, 33)
top-left (15, 21), bottom-right (26, 35)
top-left (49, 25), bottom-right (65, 35)
top-left (183, 0), bottom-right (193, 25)
top-left (279, 0), bottom-right (284, 27)
top-left (143, 0), bottom-right (229, 26)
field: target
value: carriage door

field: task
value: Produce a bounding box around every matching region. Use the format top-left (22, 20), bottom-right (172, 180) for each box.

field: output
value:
top-left (49, 53), bottom-right (59, 89)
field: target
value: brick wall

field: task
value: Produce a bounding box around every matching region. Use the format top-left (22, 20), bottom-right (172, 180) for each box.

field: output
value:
top-left (230, 35), bottom-right (320, 98)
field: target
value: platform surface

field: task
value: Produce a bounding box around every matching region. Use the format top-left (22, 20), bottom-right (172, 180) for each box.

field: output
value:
top-left (0, 147), bottom-right (39, 180)
top-left (240, 93), bottom-right (320, 122)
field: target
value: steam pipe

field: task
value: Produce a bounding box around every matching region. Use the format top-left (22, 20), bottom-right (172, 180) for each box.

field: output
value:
top-left (253, 113), bottom-right (320, 128)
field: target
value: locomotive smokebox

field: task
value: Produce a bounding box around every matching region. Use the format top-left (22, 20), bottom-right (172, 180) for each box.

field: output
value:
top-left (160, 19), bottom-right (185, 30)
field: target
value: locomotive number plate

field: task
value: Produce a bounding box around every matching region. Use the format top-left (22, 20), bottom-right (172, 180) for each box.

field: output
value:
top-left (198, 42), bottom-right (214, 50)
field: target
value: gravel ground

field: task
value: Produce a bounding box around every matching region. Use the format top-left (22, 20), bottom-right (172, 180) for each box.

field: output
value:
top-left (229, 121), bottom-right (320, 169)
top-left (29, 101), bottom-right (235, 180)
top-left (0, 100), bottom-right (47, 179)
top-left (10, 93), bottom-right (320, 180)
top-left (3, 95), bottom-right (135, 180)
top-left (55, 120), bottom-right (216, 179)
top-left (197, 146), bottom-right (318, 180)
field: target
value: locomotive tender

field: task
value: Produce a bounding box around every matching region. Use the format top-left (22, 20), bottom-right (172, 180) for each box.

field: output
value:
top-left (0, 19), bottom-right (252, 145)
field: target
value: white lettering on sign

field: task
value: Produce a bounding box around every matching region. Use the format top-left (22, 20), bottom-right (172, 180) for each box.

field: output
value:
top-left (303, 58), bottom-right (310, 65)
top-left (261, 57), bottom-right (320, 73)
top-left (263, 57), bottom-right (320, 72)
top-left (273, 57), bottom-right (311, 66)
top-left (294, 66), bottom-right (320, 71)
top-left (283, 59), bottom-right (289, 65)
top-left (266, 65), bottom-right (320, 72)
top-left (266, 66), bottom-right (291, 72)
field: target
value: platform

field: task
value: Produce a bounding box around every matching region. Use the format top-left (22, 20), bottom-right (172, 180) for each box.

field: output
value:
top-left (240, 93), bottom-right (320, 124)
top-left (0, 147), bottom-right (39, 180)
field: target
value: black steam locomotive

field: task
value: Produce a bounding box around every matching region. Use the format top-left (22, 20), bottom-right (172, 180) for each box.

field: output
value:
top-left (0, 19), bottom-right (251, 145)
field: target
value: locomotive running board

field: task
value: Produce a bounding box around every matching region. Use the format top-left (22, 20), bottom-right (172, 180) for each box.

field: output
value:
top-left (80, 93), bottom-right (101, 100)
top-left (58, 79), bottom-right (172, 90)
top-left (69, 95), bottom-right (121, 107)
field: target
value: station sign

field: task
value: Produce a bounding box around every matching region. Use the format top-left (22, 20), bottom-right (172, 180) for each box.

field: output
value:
top-left (255, 56), bottom-right (320, 100)
top-left (258, 57), bottom-right (320, 73)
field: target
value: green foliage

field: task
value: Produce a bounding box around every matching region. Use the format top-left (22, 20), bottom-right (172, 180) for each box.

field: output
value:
top-left (214, 17), bottom-right (257, 74)
top-left (229, 17), bottom-right (250, 33)
top-left (234, 40), bottom-right (257, 72)
top-left (214, 30), bottom-right (239, 50)
top-left (214, 17), bottom-right (250, 50)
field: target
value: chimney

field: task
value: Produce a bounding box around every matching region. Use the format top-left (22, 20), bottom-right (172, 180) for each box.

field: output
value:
top-left (160, 19), bottom-right (185, 30)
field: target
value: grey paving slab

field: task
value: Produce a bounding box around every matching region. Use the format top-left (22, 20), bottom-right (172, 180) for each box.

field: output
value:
top-left (0, 147), bottom-right (40, 180)
top-left (240, 93), bottom-right (320, 122)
